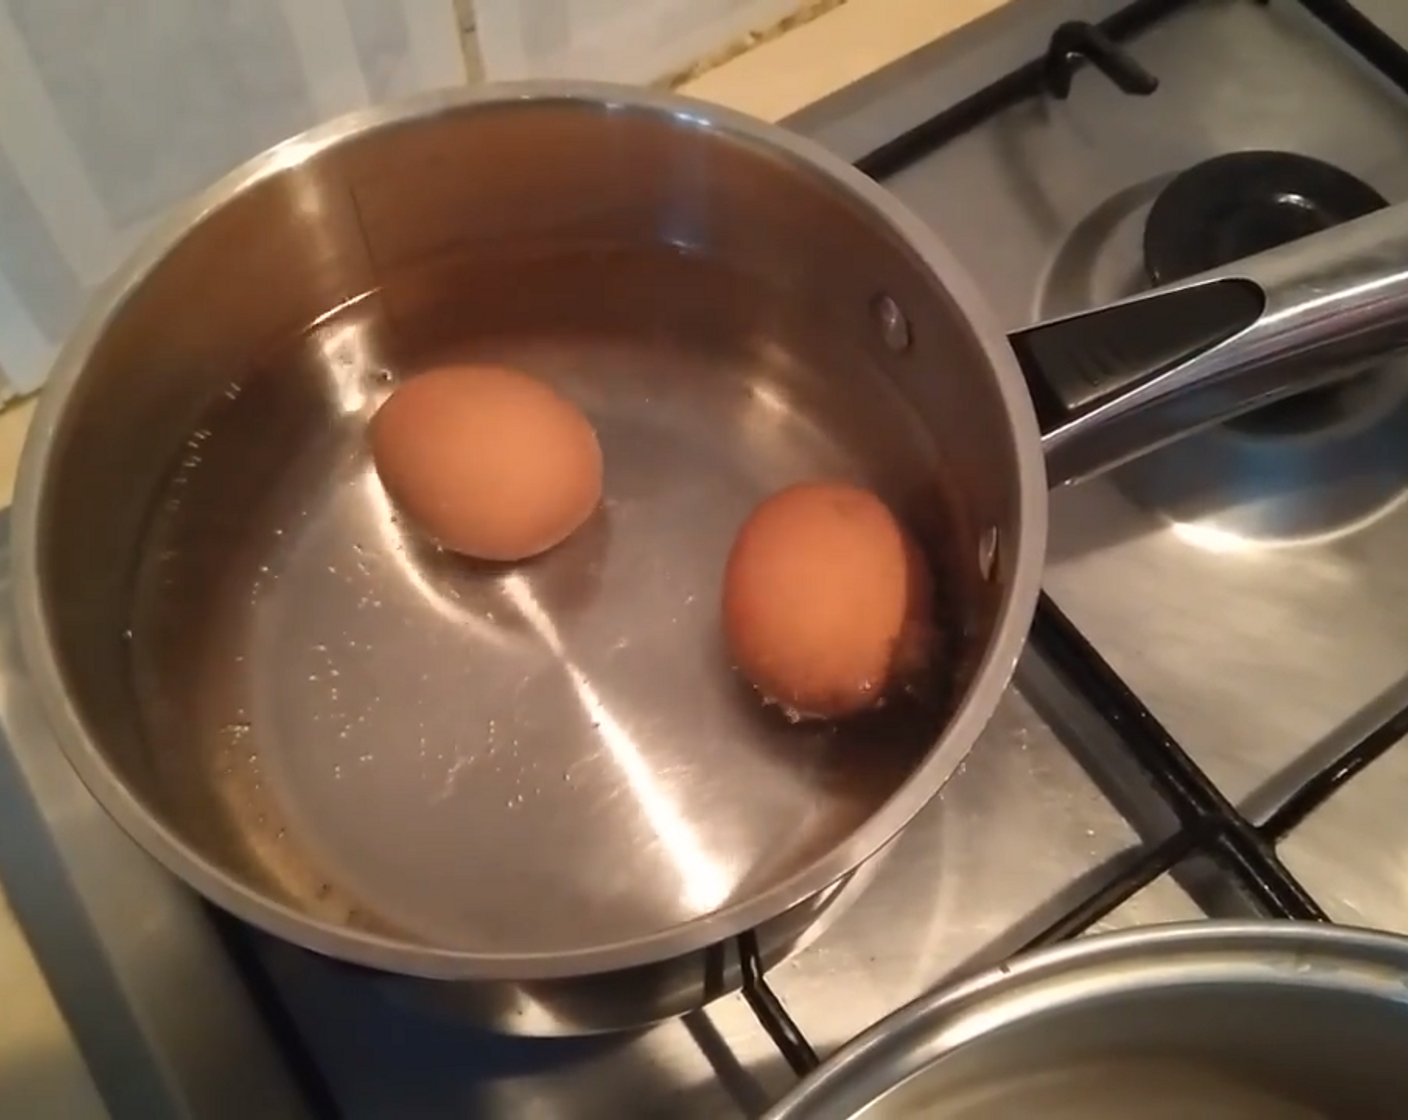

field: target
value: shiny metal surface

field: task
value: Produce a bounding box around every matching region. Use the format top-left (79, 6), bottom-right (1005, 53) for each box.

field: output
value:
top-left (1039, 197), bottom-right (1408, 486)
top-left (233, 669), bottom-right (1203, 1117)
top-left (7, 0), bottom-right (1408, 1116)
top-left (12, 80), bottom-right (1050, 1029)
top-left (883, 0), bottom-right (1408, 821)
top-left (21, 22), bottom-right (1408, 1032)
top-left (764, 923), bottom-right (1408, 1119)
top-left (0, 516), bottom-right (310, 1118)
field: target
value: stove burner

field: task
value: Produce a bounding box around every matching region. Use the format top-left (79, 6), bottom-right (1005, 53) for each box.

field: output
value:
top-left (1143, 150), bottom-right (1386, 286)
top-left (1144, 150), bottom-right (1388, 440)
top-left (1101, 150), bottom-right (1408, 549)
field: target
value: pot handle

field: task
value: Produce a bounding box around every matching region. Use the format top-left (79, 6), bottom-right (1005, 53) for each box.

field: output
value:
top-left (1008, 201), bottom-right (1408, 487)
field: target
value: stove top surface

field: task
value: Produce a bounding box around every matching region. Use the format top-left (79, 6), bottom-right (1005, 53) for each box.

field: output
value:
top-left (897, 0), bottom-right (1408, 926)
top-left (6, 2), bottom-right (1408, 1117)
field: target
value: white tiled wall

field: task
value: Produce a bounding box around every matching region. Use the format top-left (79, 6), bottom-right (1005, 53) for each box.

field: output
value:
top-left (468, 0), bottom-right (805, 84)
top-left (0, 2), bottom-right (469, 397)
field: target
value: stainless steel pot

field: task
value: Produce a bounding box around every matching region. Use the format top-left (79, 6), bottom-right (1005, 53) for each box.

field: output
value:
top-left (762, 921), bottom-right (1408, 1119)
top-left (14, 81), bottom-right (1408, 1034)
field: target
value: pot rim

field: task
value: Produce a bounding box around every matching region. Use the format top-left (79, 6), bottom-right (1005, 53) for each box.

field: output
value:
top-left (10, 79), bottom-right (1048, 982)
top-left (762, 919), bottom-right (1408, 1119)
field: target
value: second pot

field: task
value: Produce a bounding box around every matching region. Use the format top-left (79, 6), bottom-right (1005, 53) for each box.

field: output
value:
top-left (763, 921), bottom-right (1408, 1119)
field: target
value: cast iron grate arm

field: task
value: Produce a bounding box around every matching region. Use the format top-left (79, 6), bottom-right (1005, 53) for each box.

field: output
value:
top-left (1043, 21), bottom-right (1159, 98)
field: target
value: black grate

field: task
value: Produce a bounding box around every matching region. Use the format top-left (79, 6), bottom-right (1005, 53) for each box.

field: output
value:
top-left (734, 0), bottom-right (1408, 1080)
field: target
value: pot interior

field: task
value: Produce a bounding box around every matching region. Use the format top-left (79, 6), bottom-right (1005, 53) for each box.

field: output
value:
top-left (872, 984), bottom-right (1404, 1117)
top-left (28, 91), bottom-right (1024, 961)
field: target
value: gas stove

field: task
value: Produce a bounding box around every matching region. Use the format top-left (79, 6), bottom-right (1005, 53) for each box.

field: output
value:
top-left (5, 1), bottom-right (1408, 1116)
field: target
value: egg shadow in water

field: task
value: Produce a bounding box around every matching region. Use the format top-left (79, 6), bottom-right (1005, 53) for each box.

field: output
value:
top-left (394, 501), bottom-right (614, 640)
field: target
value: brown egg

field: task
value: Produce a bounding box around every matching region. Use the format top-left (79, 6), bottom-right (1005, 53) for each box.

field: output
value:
top-left (370, 364), bottom-right (603, 562)
top-left (722, 482), bottom-right (934, 720)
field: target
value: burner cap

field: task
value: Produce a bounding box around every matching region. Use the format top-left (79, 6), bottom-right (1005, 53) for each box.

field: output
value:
top-left (1143, 150), bottom-right (1386, 286)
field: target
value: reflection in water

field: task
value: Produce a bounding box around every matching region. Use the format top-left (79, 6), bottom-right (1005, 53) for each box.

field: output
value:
top-left (500, 573), bottom-right (733, 913)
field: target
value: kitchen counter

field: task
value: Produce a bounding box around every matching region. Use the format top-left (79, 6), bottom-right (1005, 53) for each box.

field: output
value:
top-left (0, 2), bottom-right (1012, 1115)
top-left (0, 891), bottom-right (108, 1118)
top-left (0, 400), bottom-right (33, 508)
top-left (678, 0), bottom-right (1011, 121)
